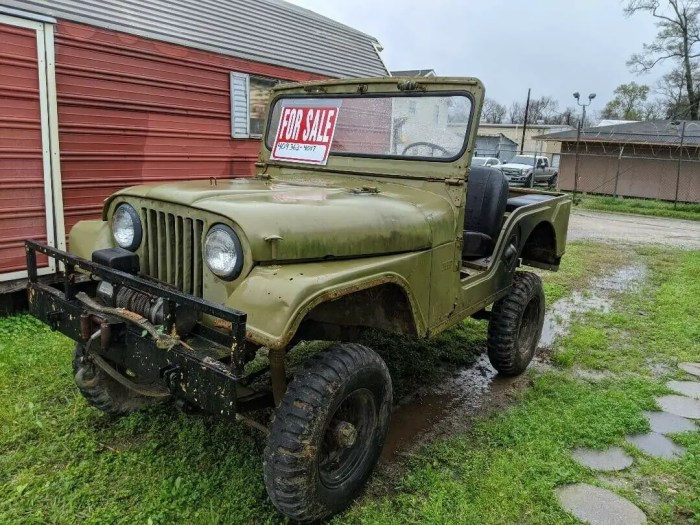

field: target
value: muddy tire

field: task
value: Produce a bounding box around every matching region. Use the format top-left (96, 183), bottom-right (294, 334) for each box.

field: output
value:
top-left (72, 344), bottom-right (156, 416)
top-left (487, 272), bottom-right (545, 376)
top-left (263, 343), bottom-right (392, 523)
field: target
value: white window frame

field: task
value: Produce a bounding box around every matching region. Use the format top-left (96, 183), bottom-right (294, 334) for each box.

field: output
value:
top-left (230, 73), bottom-right (280, 140)
top-left (230, 72), bottom-right (250, 139)
top-left (0, 14), bottom-right (64, 282)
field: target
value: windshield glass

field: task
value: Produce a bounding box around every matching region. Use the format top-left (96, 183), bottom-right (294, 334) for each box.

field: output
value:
top-left (265, 94), bottom-right (473, 164)
top-left (508, 156), bottom-right (536, 165)
top-left (471, 158), bottom-right (487, 166)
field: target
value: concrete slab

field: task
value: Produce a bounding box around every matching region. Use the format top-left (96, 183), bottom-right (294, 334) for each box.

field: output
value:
top-left (666, 380), bottom-right (700, 400)
top-left (643, 411), bottom-right (697, 435)
top-left (626, 432), bottom-right (685, 460)
top-left (556, 483), bottom-right (647, 525)
top-left (656, 395), bottom-right (700, 419)
top-left (571, 447), bottom-right (633, 472)
top-left (679, 362), bottom-right (700, 378)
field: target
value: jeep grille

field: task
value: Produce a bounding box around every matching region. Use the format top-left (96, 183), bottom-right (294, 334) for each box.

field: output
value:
top-left (141, 209), bottom-right (204, 297)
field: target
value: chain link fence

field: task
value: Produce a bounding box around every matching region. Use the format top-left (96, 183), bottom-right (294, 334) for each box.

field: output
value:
top-left (493, 123), bottom-right (700, 204)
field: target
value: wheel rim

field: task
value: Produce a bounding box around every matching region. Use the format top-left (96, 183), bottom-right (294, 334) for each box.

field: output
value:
top-left (517, 297), bottom-right (540, 357)
top-left (319, 388), bottom-right (377, 490)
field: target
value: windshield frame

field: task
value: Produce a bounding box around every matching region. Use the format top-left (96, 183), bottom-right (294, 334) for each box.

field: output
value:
top-left (263, 90), bottom-right (475, 164)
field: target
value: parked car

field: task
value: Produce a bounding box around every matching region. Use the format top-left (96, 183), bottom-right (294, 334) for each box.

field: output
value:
top-left (500, 154), bottom-right (558, 186)
top-left (25, 76), bottom-right (571, 523)
top-left (471, 156), bottom-right (502, 167)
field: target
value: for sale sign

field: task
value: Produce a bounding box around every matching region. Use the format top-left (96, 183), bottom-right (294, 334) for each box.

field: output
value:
top-left (270, 106), bottom-right (339, 165)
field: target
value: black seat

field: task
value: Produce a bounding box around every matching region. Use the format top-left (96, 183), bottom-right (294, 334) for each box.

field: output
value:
top-left (506, 194), bottom-right (556, 212)
top-left (463, 166), bottom-right (510, 259)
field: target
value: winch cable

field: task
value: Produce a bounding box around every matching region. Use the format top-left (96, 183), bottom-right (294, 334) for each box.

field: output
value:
top-left (76, 291), bottom-right (188, 350)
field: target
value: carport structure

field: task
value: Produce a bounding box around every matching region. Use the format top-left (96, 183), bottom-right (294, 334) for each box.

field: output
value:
top-left (537, 120), bottom-right (700, 204)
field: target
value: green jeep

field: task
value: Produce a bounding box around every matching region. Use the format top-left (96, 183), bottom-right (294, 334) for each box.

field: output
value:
top-left (26, 77), bottom-right (571, 522)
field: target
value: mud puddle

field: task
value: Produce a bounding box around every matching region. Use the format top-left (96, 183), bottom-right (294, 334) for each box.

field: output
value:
top-left (381, 354), bottom-right (538, 463)
top-left (380, 263), bottom-right (646, 465)
top-left (540, 264), bottom-right (646, 348)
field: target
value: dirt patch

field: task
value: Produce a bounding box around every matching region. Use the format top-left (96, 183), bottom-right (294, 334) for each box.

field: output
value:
top-left (379, 353), bottom-right (546, 466)
top-left (568, 209), bottom-right (700, 249)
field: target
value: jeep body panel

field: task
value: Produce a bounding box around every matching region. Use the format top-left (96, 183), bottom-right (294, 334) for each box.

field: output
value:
top-left (104, 176), bottom-right (456, 262)
top-left (56, 76), bottom-right (571, 358)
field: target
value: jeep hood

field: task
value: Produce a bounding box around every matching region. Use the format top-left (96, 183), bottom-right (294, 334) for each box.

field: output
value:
top-left (107, 176), bottom-right (455, 262)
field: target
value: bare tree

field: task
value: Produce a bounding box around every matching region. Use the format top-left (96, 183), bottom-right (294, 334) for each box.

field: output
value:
top-left (507, 96), bottom-right (560, 124)
top-left (508, 101), bottom-right (524, 124)
top-left (481, 98), bottom-right (507, 123)
top-left (626, 0), bottom-right (700, 119)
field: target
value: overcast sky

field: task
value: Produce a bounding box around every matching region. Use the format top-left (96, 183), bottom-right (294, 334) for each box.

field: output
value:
top-left (287, 0), bottom-right (664, 114)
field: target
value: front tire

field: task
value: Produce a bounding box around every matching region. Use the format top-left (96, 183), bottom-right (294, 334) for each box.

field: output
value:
top-left (487, 272), bottom-right (545, 376)
top-left (73, 344), bottom-right (159, 416)
top-left (263, 343), bottom-right (392, 523)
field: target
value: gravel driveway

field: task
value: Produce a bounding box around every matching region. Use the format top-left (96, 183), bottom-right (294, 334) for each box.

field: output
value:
top-left (567, 209), bottom-right (700, 249)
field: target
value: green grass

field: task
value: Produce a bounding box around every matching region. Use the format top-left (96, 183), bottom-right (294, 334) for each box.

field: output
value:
top-left (534, 241), bottom-right (625, 303)
top-left (574, 193), bottom-right (700, 221)
top-left (1, 244), bottom-right (697, 524)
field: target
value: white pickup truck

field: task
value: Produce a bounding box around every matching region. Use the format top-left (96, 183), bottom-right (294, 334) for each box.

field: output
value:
top-left (499, 155), bottom-right (558, 187)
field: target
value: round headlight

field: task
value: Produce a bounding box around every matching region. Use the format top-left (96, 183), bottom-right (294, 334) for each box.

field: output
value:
top-left (112, 204), bottom-right (142, 251)
top-left (204, 224), bottom-right (243, 281)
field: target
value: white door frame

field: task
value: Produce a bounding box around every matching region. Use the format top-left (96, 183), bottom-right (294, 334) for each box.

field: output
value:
top-left (0, 14), bottom-right (64, 282)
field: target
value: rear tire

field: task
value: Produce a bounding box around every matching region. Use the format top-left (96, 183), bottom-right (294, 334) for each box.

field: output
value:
top-left (549, 173), bottom-right (558, 187)
top-left (263, 343), bottom-right (392, 523)
top-left (72, 344), bottom-right (157, 416)
top-left (487, 272), bottom-right (545, 376)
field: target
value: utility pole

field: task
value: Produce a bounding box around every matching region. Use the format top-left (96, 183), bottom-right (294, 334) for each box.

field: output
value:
top-left (520, 88), bottom-right (531, 154)
top-left (572, 92), bottom-right (596, 205)
top-left (674, 120), bottom-right (687, 208)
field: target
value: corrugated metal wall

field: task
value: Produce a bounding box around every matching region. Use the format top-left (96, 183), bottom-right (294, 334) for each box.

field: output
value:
top-left (0, 21), bottom-right (49, 273)
top-left (1, 0), bottom-right (388, 79)
top-left (55, 21), bottom-right (325, 232)
top-left (559, 142), bottom-right (700, 203)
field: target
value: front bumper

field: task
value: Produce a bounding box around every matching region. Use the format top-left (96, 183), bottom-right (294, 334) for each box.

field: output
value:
top-left (25, 240), bottom-right (253, 418)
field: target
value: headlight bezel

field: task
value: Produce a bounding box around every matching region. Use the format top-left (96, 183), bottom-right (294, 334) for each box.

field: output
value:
top-left (204, 224), bottom-right (244, 281)
top-left (112, 203), bottom-right (142, 251)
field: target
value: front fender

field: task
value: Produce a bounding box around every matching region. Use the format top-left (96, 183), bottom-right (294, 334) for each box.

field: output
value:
top-left (68, 220), bottom-right (113, 259)
top-left (227, 251), bottom-right (432, 350)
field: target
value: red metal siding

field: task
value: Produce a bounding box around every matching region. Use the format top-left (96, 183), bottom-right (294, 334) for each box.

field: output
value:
top-left (0, 22), bottom-right (49, 274)
top-left (55, 21), bottom-right (327, 232)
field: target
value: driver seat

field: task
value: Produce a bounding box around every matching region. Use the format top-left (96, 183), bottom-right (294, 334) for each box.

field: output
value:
top-left (463, 166), bottom-right (510, 259)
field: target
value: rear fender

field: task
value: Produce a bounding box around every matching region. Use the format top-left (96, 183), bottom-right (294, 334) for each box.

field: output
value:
top-left (226, 251), bottom-right (431, 350)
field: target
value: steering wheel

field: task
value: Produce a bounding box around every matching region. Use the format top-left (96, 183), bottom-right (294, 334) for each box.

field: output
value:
top-left (402, 141), bottom-right (451, 158)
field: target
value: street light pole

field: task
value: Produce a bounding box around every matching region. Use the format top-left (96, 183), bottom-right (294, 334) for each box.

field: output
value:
top-left (674, 120), bottom-right (687, 209)
top-left (572, 92), bottom-right (596, 205)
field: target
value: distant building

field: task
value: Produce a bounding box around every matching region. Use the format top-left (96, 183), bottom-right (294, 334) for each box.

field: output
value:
top-left (536, 120), bottom-right (700, 203)
top-left (391, 69), bottom-right (437, 77)
top-left (477, 123), bottom-right (573, 163)
top-left (474, 134), bottom-right (518, 161)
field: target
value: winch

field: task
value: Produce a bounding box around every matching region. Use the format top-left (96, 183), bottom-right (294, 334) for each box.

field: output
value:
top-left (96, 281), bottom-right (198, 335)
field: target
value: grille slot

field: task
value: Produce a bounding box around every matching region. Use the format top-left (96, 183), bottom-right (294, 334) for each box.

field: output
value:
top-left (142, 208), bottom-right (204, 296)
